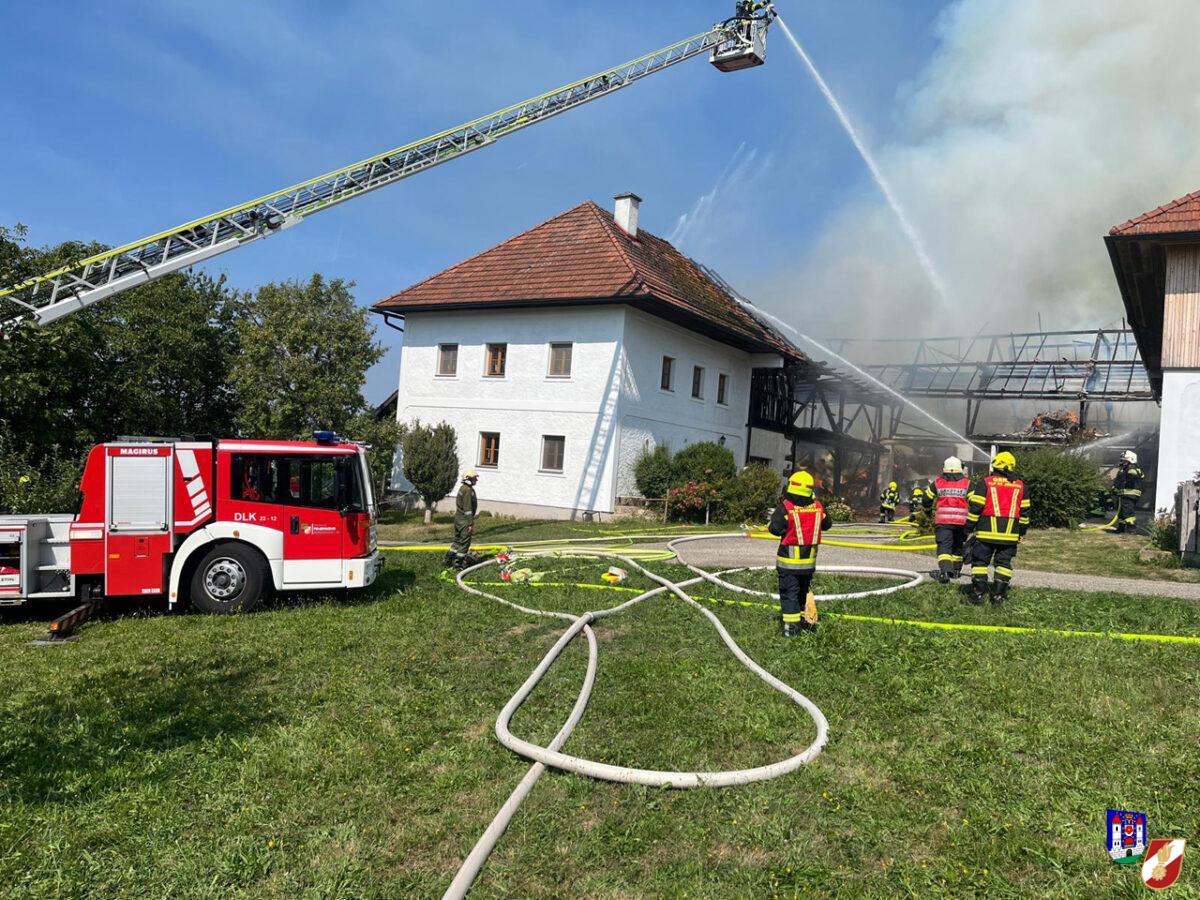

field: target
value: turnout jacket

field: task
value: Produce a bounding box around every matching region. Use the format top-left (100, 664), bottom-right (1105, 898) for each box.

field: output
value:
top-left (967, 474), bottom-right (1030, 543)
top-left (1114, 463), bottom-right (1144, 499)
top-left (933, 475), bottom-right (971, 526)
top-left (768, 493), bottom-right (833, 571)
top-left (880, 486), bottom-right (899, 510)
top-left (455, 482), bottom-right (477, 521)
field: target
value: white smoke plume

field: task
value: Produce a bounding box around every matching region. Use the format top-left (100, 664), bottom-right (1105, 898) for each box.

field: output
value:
top-left (754, 0), bottom-right (1200, 343)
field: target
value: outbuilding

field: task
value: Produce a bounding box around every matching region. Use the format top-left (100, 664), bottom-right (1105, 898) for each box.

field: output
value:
top-left (1107, 189), bottom-right (1200, 512)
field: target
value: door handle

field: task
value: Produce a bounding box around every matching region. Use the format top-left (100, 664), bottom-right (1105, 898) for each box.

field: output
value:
top-left (290, 515), bottom-right (300, 535)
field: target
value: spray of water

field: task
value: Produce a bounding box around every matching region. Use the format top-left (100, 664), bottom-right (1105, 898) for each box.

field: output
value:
top-left (775, 16), bottom-right (950, 305)
top-left (735, 296), bottom-right (988, 459)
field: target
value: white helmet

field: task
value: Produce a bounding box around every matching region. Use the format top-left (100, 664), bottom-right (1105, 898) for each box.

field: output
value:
top-left (943, 456), bottom-right (963, 474)
top-left (463, 469), bottom-right (479, 480)
top-left (1121, 451), bottom-right (1138, 465)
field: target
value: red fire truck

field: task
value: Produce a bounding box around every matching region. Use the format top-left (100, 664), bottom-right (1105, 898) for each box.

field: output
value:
top-left (0, 434), bottom-right (382, 614)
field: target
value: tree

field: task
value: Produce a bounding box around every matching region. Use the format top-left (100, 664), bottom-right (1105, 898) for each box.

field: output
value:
top-left (231, 275), bottom-right (383, 439)
top-left (0, 225), bottom-right (242, 498)
top-left (347, 412), bottom-right (406, 500)
top-left (401, 421), bottom-right (460, 524)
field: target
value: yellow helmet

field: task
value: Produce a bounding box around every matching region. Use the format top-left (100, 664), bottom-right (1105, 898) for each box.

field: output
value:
top-left (888, 481), bottom-right (897, 490)
top-left (788, 470), bottom-right (815, 497)
top-left (992, 451), bottom-right (1016, 472)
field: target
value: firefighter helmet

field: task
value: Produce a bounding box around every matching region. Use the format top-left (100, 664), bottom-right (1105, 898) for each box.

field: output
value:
top-left (888, 481), bottom-right (897, 489)
top-left (788, 470), bottom-right (815, 497)
top-left (943, 456), bottom-right (963, 474)
top-left (463, 469), bottom-right (479, 481)
top-left (992, 451), bottom-right (1017, 472)
top-left (1121, 450), bottom-right (1138, 465)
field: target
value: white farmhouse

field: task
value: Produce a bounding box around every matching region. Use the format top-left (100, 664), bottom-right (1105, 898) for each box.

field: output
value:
top-left (374, 194), bottom-right (806, 520)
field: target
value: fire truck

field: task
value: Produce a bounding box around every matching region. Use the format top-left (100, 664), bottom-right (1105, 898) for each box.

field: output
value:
top-left (0, 434), bottom-right (382, 614)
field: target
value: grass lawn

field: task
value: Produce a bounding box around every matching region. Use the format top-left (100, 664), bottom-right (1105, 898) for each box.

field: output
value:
top-left (3, 551), bottom-right (1198, 898)
top-left (1014, 528), bottom-right (1200, 583)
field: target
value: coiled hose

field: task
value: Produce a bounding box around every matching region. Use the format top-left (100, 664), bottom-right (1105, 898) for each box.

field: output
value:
top-left (442, 533), bottom-right (926, 898)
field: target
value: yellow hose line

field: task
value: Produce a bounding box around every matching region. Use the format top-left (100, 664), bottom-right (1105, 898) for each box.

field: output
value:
top-left (449, 572), bottom-right (1200, 646)
top-left (830, 613), bottom-right (1200, 645)
top-left (1079, 513), bottom-right (1119, 532)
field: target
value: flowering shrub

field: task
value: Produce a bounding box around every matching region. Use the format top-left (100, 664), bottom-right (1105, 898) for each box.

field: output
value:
top-left (666, 480), bottom-right (720, 521)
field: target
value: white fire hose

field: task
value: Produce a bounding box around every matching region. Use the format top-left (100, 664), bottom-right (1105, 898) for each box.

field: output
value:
top-left (443, 533), bottom-right (926, 898)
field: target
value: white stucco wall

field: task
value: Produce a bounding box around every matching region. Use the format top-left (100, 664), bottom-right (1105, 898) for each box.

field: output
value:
top-left (1155, 369), bottom-right (1200, 512)
top-left (394, 306), bottom-right (626, 516)
top-left (393, 304), bottom-right (789, 516)
top-left (613, 308), bottom-right (757, 498)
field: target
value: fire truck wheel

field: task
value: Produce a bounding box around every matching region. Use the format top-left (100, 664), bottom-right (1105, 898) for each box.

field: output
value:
top-left (190, 544), bottom-right (268, 614)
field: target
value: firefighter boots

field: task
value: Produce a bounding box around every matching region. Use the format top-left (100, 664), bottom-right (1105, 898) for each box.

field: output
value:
top-left (964, 581), bottom-right (987, 605)
top-left (990, 581), bottom-right (1009, 607)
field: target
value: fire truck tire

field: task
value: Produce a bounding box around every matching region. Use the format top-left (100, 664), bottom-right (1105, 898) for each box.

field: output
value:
top-left (189, 543), bottom-right (268, 614)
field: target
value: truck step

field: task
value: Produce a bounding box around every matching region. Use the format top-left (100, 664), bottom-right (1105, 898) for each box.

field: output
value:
top-left (38, 564), bottom-right (70, 572)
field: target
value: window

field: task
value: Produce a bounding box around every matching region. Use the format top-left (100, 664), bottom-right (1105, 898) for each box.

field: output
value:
top-left (485, 343), bottom-right (507, 377)
top-left (660, 356), bottom-right (675, 391)
top-left (479, 432), bottom-right (501, 467)
top-left (748, 456), bottom-right (772, 467)
top-left (541, 436), bottom-right (565, 472)
top-left (230, 454), bottom-right (283, 504)
top-left (437, 343), bottom-right (458, 376)
top-left (548, 342), bottom-right (573, 378)
top-left (691, 366), bottom-right (705, 400)
top-left (717, 372), bottom-right (730, 406)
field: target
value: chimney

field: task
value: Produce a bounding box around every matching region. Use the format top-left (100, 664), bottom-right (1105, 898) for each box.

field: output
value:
top-left (614, 192), bottom-right (642, 238)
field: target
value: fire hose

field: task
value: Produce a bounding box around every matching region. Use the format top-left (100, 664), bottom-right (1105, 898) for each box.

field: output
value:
top-left (442, 532), bottom-right (926, 898)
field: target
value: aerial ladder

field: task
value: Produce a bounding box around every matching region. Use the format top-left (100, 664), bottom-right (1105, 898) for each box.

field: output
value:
top-left (0, 3), bottom-right (776, 331)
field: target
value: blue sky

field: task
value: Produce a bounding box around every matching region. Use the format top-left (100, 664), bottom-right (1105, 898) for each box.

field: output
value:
top-left (1, 0), bottom-right (950, 403)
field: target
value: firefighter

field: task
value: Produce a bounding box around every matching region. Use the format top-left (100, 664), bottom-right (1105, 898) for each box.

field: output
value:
top-left (768, 470), bottom-right (832, 636)
top-left (931, 457), bottom-right (970, 584)
top-left (909, 482), bottom-right (927, 517)
top-left (446, 469), bottom-right (480, 569)
top-left (736, 0), bottom-right (771, 18)
top-left (965, 451), bottom-right (1030, 606)
top-left (1107, 450), bottom-right (1144, 534)
top-left (879, 480), bottom-right (899, 523)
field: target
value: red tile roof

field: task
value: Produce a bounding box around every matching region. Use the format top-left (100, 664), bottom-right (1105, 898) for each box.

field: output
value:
top-left (374, 200), bottom-right (803, 360)
top-left (1110, 189), bottom-right (1200, 236)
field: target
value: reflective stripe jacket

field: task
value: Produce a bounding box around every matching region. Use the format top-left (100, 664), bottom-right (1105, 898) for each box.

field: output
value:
top-left (1114, 464), bottom-right (1144, 499)
top-left (967, 474), bottom-right (1030, 543)
top-left (933, 475), bottom-right (971, 526)
top-left (880, 487), bottom-right (899, 510)
top-left (768, 495), bottom-right (832, 571)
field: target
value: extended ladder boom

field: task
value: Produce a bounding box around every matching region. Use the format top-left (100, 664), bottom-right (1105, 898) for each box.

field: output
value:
top-left (1, 8), bottom-right (775, 329)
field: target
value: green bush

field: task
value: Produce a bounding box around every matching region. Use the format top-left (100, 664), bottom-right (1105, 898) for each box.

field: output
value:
top-left (717, 465), bottom-right (781, 523)
top-left (0, 437), bottom-right (84, 515)
top-left (824, 499), bottom-right (855, 523)
top-left (1150, 514), bottom-right (1179, 552)
top-left (1011, 449), bottom-right (1106, 529)
top-left (633, 444), bottom-right (677, 499)
top-left (673, 442), bottom-right (737, 485)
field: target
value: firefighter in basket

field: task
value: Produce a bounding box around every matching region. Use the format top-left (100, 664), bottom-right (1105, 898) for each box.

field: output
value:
top-left (965, 452), bottom-right (1030, 606)
top-left (445, 469), bottom-right (481, 570)
top-left (768, 471), bottom-right (832, 636)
